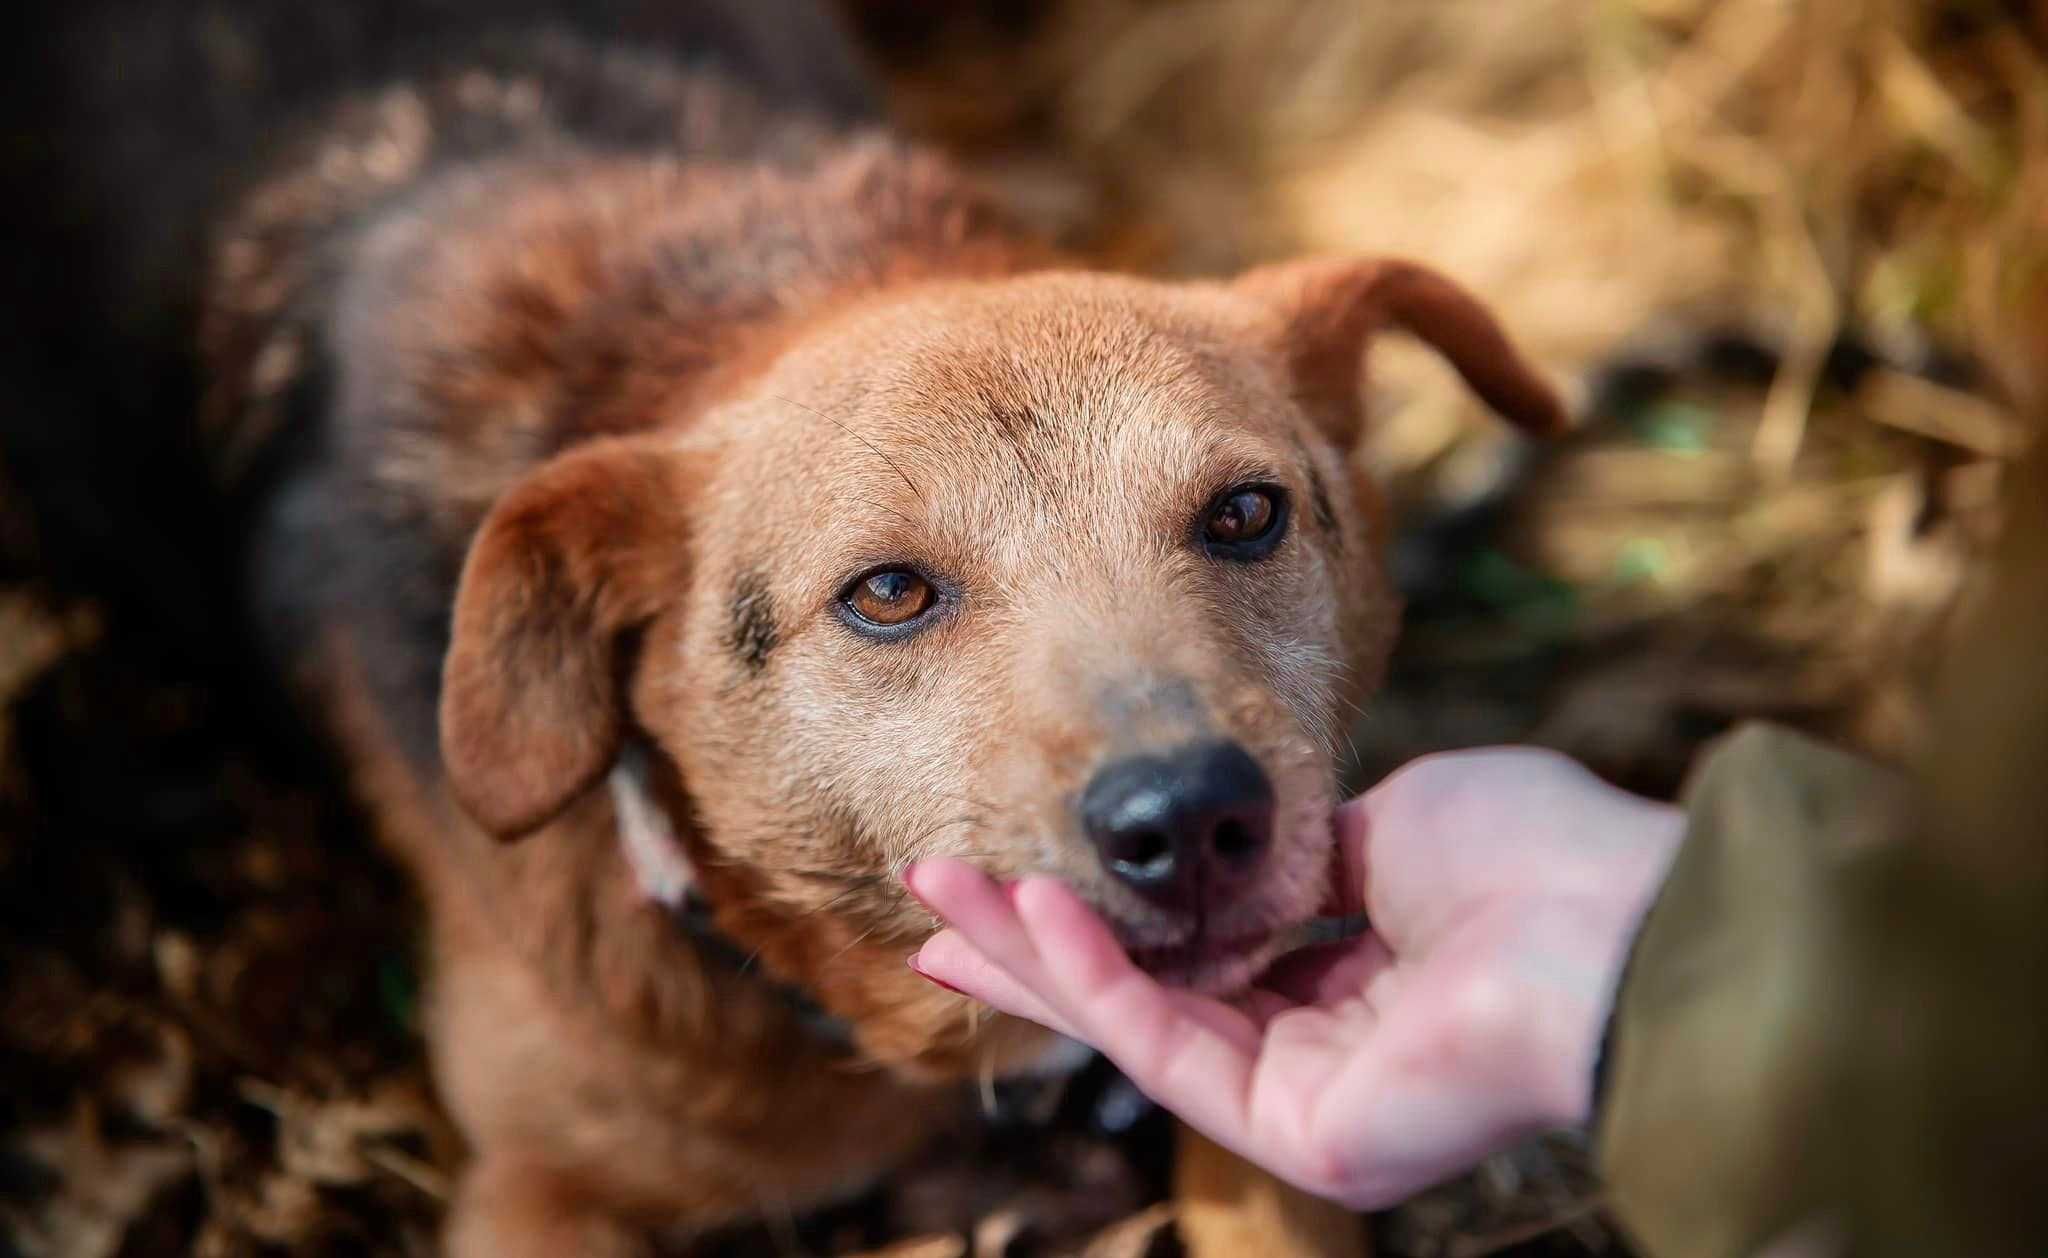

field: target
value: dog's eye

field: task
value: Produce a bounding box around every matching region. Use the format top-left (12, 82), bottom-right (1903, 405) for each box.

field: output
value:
top-left (1201, 485), bottom-right (1287, 558)
top-left (1207, 491), bottom-right (1275, 542)
top-left (844, 568), bottom-right (935, 627)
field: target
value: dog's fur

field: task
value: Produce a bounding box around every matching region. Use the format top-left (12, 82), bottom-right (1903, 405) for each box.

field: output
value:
top-left (193, 20), bottom-right (1564, 1254)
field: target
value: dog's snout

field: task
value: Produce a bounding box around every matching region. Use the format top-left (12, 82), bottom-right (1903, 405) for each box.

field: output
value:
top-left (1080, 742), bottom-right (1274, 907)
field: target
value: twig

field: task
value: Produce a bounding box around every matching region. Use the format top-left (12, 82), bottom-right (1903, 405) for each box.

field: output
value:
top-left (1448, 1196), bottom-right (1610, 1258)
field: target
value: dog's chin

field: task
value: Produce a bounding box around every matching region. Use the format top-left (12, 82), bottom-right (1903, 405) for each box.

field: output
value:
top-left (1128, 929), bottom-right (1296, 997)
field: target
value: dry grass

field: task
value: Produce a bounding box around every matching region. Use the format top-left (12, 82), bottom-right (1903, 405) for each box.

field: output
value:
top-left (862, 0), bottom-right (2045, 784)
top-left (2, 3), bottom-right (2042, 1255)
top-left (875, 0), bottom-right (2045, 388)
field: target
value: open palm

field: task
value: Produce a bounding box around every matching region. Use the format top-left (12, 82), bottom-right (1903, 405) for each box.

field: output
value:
top-left (907, 747), bottom-right (1683, 1209)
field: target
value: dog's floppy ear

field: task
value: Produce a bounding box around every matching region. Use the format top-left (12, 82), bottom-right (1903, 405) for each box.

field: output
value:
top-left (440, 436), bottom-right (693, 838)
top-left (1233, 256), bottom-right (1568, 444)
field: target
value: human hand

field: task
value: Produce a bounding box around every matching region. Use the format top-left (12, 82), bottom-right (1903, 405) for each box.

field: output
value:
top-left (905, 747), bottom-right (1683, 1209)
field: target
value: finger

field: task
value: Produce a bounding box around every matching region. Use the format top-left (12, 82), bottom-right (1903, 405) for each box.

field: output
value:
top-left (1007, 877), bottom-right (1262, 1046)
top-left (909, 865), bottom-right (1262, 1054)
top-left (912, 928), bottom-right (1078, 1038)
top-left (903, 858), bottom-right (1045, 979)
top-left (1006, 878), bottom-right (1269, 1134)
top-left (1004, 880), bottom-right (1387, 1203)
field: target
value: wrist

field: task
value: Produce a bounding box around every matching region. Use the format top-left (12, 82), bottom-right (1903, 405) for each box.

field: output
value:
top-left (1539, 817), bottom-right (1683, 1129)
top-left (1515, 899), bottom-right (1636, 1132)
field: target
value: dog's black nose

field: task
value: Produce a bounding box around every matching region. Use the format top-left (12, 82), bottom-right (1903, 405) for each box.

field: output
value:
top-left (1080, 741), bottom-right (1274, 907)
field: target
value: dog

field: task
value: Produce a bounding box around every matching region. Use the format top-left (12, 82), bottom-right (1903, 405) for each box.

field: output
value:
top-left (189, 13), bottom-right (1565, 1253)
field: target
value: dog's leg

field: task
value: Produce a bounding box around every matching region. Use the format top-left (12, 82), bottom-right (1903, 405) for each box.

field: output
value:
top-left (1174, 1123), bottom-right (1371, 1257)
top-left (445, 1158), bottom-right (654, 1258)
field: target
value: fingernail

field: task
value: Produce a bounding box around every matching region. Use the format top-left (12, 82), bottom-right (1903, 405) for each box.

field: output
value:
top-left (906, 954), bottom-right (965, 996)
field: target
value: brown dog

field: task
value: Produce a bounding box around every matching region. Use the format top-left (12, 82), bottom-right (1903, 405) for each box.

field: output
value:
top-left (204, 29), bottom-right (1562, 1256)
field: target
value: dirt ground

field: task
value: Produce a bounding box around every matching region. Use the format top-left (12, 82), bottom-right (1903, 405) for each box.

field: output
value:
top-left (2, 1), bottom-right (2041, 1255)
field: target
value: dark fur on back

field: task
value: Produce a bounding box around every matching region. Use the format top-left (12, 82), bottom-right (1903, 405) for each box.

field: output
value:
top-left (215, 60), bottom-right (1033, 778)
top-left (212, 37), bottom-right (855, 770)
top-left (0, 0), bottom-right (875, 674)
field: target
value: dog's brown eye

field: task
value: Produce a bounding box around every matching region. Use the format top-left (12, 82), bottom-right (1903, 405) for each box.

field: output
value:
top-left (1205, 489), bottom-right (1278, 545)
top-left (845, 569), bottom-right (934, 627)
top-left (1199, 484), bottom-right (1289, 561)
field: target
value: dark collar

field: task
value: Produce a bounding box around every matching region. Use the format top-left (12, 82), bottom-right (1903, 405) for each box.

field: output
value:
top-left (669, 893), bottom-right (859, 1055)
top-left (671, 895), bottom-right (1088, 1126)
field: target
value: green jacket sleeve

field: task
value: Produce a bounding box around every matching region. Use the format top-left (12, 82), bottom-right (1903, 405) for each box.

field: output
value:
top-left (1594, 723), bottom-right (1914, 1258)
top-left (1596, 714), bottom-right (2047, 1258)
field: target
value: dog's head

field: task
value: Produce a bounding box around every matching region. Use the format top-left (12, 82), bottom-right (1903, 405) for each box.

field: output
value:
top-left (439, 258), bottom-right (1560, 1055)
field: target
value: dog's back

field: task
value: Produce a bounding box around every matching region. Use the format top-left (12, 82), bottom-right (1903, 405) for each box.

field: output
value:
top-left (17, 0), bottom-right (884, 824)
top-left (212, 34), bottom-right (859, 776)
top-left (0, 0), bottom-right (874, 656)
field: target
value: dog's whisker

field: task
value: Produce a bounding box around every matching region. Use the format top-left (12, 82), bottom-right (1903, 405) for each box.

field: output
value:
top-left (977, 1042), bottom-right (999, 1117)
top-left (821, 921), bottom-right (882, 969)
top-left (899, 812), bottom-right (991, 863)
top-left (861, 499), bottom-right (921, 528)
top-left (771, 392), bottom-right (928, 505)
top-left (755, 1189), bottom-right (801, 1257)
top-left (914, 787), bottom-right (1002, 813)
top-left (893, 844), bottom-right (1011, 879)
top-left (808, 881), bottom-right (879, 917)
top-left (739, 837), bottom-right (1031, 968)
top-left (783, 868), bottom-right (885, 889)
top-left (728, 879), bottom-right (886, 974)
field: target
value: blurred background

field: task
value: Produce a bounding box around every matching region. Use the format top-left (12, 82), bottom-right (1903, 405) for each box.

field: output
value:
top-left (1, 1), bottom-right (2041, 1254)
